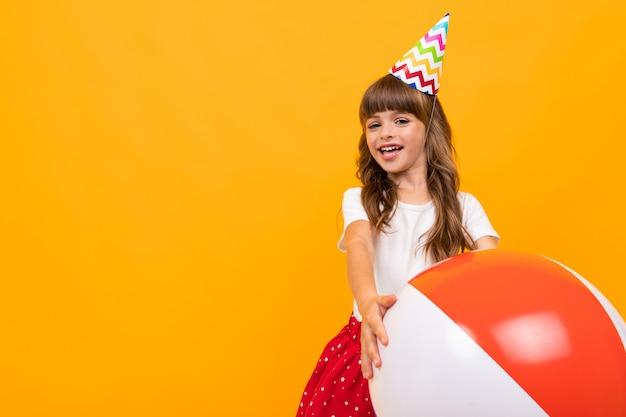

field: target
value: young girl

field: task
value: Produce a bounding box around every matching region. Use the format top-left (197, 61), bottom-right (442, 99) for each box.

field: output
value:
top-left (297, 14), bottom-right (499, 417)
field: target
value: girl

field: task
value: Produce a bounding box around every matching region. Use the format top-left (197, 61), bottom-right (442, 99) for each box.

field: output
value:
top-left (297, 15), bottom-right (499, 417)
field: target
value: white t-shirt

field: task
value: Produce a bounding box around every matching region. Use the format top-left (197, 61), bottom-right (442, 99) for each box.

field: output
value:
top-left (338, 187), bottom-right (499, 321)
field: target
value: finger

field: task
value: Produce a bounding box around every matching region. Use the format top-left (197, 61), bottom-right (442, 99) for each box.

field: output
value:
top-left (361, 328), bottom-right (382, 371)
top-left (369, 317), bottom-right (389, 346)
top-left (360, 348), bottom-right (373, 379)
top-left (367, 341), bottom-right (381, 369)
top-left (372, 294), bottom-right (397, 346)
top-left (361, 326), bottom-right (380, 377)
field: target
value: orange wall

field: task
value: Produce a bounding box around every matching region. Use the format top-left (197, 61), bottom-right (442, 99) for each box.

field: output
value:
top-left (1, 1), bottom-right (625, 416)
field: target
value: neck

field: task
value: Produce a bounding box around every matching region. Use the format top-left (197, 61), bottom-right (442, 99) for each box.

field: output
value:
top-left (396, 180), bottom-right (431, 205)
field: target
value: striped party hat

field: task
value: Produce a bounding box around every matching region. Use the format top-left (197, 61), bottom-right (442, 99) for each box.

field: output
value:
top-left (389, 13), bottom-right (449, 95)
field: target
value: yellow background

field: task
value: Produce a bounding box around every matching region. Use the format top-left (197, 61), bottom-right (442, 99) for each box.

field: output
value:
top-left (1, 1), bottom-right (625, 416)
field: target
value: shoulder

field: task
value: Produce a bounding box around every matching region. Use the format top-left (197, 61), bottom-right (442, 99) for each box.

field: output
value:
top-left (457, 191), bottom-right (480, 206)
top-left (338, 187), bottom-right (368, 250)
top-left (341, 186), bottom-right (368, 221)
top-left (456, 190), bottom-right (500, 241)
top-left (342, 187), bottom-right (363, 206)
top-left (457, 191), bottom-right (489, 216)
top-left (343, 187), bottom-right (362, 199)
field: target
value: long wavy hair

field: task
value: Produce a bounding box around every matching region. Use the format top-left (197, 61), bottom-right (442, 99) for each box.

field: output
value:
top-left (357, 74), bottom-right (474, 262)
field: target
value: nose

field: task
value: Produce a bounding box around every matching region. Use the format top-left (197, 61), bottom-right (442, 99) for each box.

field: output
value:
top-left (380, 122), bottom-right (394, 139)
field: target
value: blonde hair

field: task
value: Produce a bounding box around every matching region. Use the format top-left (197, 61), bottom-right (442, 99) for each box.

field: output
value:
top-left (356, 74), bottom-right (474, 262)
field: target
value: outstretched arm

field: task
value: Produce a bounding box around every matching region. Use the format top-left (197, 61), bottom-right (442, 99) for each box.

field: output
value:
top-left (344, 220), bottom-right (397, 380)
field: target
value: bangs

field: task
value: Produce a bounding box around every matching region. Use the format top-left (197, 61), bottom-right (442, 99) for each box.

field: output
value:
top-left (359, 75), bottom-right (422, 125)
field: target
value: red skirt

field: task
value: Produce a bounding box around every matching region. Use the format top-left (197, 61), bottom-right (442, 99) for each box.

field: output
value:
top-left (296, 314), bottom-right (375, 417)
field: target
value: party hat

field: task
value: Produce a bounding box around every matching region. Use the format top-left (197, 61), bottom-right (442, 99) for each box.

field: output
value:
top-left (389, 13), bottom-right (449, 95)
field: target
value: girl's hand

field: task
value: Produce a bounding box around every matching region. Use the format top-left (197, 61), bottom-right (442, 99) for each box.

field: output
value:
top-left (360, 294), bottom-right (397, 379)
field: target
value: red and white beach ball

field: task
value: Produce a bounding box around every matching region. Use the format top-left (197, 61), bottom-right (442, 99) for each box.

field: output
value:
top-left (370, 249), bottom-right (626, 417)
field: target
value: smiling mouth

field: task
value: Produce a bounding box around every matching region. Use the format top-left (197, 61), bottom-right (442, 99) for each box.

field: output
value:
top-left (380, 145), bottom-right (403, 154)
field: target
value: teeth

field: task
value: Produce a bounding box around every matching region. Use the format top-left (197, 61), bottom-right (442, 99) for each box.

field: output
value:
top-left (381, 146), bottom-right (401, 152)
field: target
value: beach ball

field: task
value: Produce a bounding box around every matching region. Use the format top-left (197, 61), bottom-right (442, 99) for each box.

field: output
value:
top-left (369, 249), bottom-right (626, 417)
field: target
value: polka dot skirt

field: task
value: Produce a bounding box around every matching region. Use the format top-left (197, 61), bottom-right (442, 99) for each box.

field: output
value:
top-left (296, 314), bottom-right (375, 417)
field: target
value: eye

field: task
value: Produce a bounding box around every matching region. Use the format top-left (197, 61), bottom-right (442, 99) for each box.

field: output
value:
top-left (395, 118), bottom-right (409, 125)
top-left (367, 121), bottom-right (381, 130)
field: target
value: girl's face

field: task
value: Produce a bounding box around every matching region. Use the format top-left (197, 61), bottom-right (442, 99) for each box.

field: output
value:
top-left (364, 110), bottom-right (427, 180)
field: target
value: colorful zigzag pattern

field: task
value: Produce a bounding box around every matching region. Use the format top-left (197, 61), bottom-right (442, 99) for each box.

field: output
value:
top-left (389, 13), bottom-right (449, 95)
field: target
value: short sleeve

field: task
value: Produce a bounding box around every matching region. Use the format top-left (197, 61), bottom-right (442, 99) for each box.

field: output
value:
top-left (459, 192), bottom-right (500, 243)
top-left (337, 187), bottom-right (369, 252)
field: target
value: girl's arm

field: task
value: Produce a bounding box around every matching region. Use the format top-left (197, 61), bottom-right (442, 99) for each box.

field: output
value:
top-left (343, 219), bottom-right (397, 380)
top-left (474, 235), bottom-right (499, 250)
